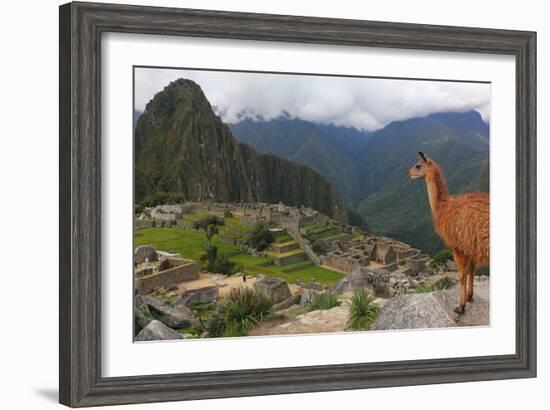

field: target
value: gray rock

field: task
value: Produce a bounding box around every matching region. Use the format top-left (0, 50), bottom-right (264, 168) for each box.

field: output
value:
top-left (142, 295), bottom-right (196, 329)
top-left (273, 294), bottom-right (301, 311)
top-left (434, 282), bottom-right (490, 327)
top-left (135, 320), bottom-right (183, 341)
top-left (331, 271), bottom-right (384, 294)
top-left (253, 277), bottom-right (291, 303)
top-left (371, 292), bottom-right (456, 330)
top-left (176, 286), bottom-right (219, 307)
top-left (135, 294), bottom-right (145, 307)
top-left (371, 282), bottom-right (490, 330)
top-left (299, 288), bottom-right (320, 308)
top-left (134, 304), bottom-right (152, 332)
top-left (135, 245), bottom-right (157, 264)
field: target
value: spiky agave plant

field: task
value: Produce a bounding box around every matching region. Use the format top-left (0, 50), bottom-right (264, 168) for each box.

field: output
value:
top-left (309, 291), bottom-right (340, 310)
top-left (348, 288), bottom-right (379, 330)
top-left (205, 287), bottom-right (272, 337)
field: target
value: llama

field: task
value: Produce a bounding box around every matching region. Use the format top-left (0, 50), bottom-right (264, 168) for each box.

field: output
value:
top-left (408, 152), bottom-right (489, 314)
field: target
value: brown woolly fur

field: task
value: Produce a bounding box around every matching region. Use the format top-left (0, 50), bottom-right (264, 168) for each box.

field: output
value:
top-left (409, 152), bottom-right (489, 314)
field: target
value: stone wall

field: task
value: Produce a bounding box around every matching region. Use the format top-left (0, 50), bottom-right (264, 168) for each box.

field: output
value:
top-left (150, 211), bottom-right (178, 222)
top-left (135, 261), bottom-right (200, 294)
top-left (405, 256), bottom-right (430, 273)
top-left (271, 251), bottom-right (307, 266)
top-left (320, 253), bottom-right (362, 273)
top-left (135, 219), bottom-right (174, 228)
top-left (283, 222), bottom-right (321, 265)
top-left (135, 219), bottom-right (156, 229)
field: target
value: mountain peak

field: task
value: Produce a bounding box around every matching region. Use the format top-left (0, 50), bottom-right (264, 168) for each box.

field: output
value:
top-left (135, 78), bottom-right (346, 221)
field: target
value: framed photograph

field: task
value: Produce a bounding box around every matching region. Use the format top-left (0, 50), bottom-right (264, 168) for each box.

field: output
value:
top-left (59, 2), bottom-right (536, 407)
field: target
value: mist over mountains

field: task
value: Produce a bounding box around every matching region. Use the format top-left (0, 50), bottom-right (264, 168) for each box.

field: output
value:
top-left (134, 79), bottom-right (346, 222)
top-left (230, 111), bottom-right (489, 254)
top-left (135, 79), bottom-right (489, 255)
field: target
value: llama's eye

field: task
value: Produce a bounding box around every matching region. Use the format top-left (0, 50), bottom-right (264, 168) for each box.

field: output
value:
top-left (415, 164), bottom-right (421, 169)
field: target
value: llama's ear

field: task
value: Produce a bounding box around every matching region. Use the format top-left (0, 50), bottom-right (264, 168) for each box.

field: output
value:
top-left (418, 151), bottom-right (428, 162)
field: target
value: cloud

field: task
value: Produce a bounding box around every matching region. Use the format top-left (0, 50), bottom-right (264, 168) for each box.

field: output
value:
top-left (135, 67), bottom-right (490, 131)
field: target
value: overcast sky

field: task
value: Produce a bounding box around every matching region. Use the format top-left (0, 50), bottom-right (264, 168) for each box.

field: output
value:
top-left (134, 67), bottom-right (490, 131)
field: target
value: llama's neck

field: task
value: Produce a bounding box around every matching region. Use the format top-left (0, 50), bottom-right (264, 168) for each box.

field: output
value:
top-left (425, 164), bottom-right (449, 219)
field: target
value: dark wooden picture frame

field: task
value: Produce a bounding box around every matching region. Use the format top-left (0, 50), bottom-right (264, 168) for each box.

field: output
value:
top-left (59, 2), bottom-right (536, 407)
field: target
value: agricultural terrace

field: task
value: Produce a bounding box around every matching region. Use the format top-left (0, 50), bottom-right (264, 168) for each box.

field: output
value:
top-left (134, 211), bottom-right (343, 286)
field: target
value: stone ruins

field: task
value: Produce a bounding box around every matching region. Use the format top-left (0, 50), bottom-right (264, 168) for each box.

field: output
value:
top-left (134, 245), bottom-right (199, 294)
top-left (136, 201), bottom-right (430, 277)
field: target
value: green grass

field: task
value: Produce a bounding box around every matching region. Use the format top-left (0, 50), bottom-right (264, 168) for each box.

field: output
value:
top-left (274, 235), bottom-right (292, 243)
top-left (308, 291), bottom-right (341, 310)
top-left (222, 217), bottom-right (254, 234)
top-left (135, 227), bottom-right (239, 261)
top-left (179, 211), bottom-right (208, 222)
top-left (265, 249), bottom-right (304, 258)
top-left (135, 225), bottom-right (344, 286)
top-left (302, 223), bottom-right (347, 242)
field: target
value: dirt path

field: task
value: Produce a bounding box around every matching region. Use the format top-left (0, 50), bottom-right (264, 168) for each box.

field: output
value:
top-left (250, 301), bottom-right (352, 336)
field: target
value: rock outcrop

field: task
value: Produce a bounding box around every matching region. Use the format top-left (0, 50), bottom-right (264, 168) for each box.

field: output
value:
top-left (135, 320), bottom-right (183, 341)
top-left (253, 276), bottom-right (291, 304)
top-left (139, 295), bottom-right (196, 329)
top-left (176, 286), bottom-right (219, 307)
top-left (371, 281), bottom-right (489, 330)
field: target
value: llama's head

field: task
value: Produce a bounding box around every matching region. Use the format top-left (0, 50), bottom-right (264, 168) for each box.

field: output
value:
top-left (408, 151), bottom-right (433, 179)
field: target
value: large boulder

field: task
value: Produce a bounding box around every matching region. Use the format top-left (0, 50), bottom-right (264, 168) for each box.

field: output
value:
top-left (371, 293), bottom-right (455, 330)
top-left (433, 282), bottom-right (490, 327)
top-left (299, 288), bottom-right (320, 308)
top-left (135, 245), bottom-right (157, 264)
top-left (135, 320), bottom-right (183, 341)
top-left (371, 281), bottom-right (490, 330)
top-left (141, 295), bottom-right (196, 329)
top-left (253, 277), bottom-right (291, 304)
top-left (176, 286), bottom-right (219, 307)
top-left (134, 304), bottom-right (153, 333)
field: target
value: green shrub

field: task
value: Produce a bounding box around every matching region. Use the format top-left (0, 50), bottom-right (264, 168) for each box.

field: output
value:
top-left (193, 215), bottom-right (225, 241)
top-left (414, 282), bottom-right (432, 294)
top-left (139, 191), bottom-right (185, 208)
top-left (205, 287), bottom-right (273, 337)
top-left (245, 223), bottom-right (275, 251)
top-left (429, 249), bottom-right (453, 272)
top-left (311, 240), bottom-right (328, 255)
top-left (415, 276), bottom-right (456, 293)
top-left (200, 244), bottom-right (238, 276)
top-left (431, 276), bottom-right (456, 291)
top-left (309, 291), bottom-right (340, 310)
top-left (348, 288), bottom-right (380, 330)
top-left (347, 208), bottom-right (370, 232)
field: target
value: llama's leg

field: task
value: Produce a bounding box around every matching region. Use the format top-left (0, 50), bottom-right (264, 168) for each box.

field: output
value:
top-left (452, 249), bottom-right (466, 314)
top-left (467, 263), bottom-right (475, 302)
